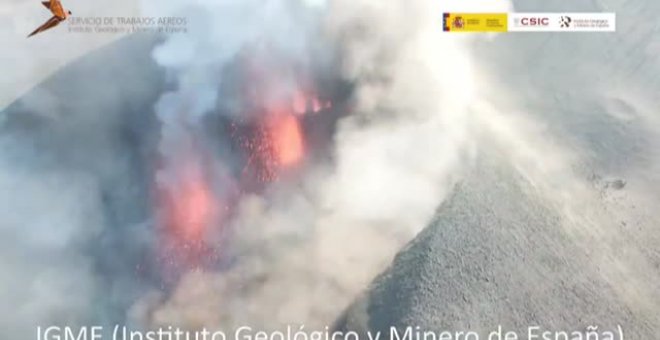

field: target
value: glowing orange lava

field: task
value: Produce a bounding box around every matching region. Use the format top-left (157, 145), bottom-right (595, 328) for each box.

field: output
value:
top-left (267, 113), bottom-right (304, 167)
top-left (159, 159), bottom-right (219, 243)
top-left (154, 154), bottom-right (224, 276)
top-left (237, 95), bottom-right (308, 185)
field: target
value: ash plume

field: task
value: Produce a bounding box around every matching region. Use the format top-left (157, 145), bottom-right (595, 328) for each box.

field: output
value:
top-left (133, 0), bottom-right (511, 331)
top-left (0, 34), bottom-right (164, 338)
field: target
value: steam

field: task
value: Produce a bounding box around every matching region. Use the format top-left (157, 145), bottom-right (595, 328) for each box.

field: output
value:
top-left (0, 150), bottom-right (101, 336)
top-left (0, 38), bottom-right (162, 336)
top-left (134, 0), bottom-right (509, 331)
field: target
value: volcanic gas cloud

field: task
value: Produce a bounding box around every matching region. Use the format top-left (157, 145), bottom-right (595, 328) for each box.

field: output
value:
top-left (153, 56), bottom-right (331, 278)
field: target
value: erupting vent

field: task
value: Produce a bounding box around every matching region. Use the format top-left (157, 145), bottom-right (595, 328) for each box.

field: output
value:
top-left (152, 63), bottom-right (334, 278)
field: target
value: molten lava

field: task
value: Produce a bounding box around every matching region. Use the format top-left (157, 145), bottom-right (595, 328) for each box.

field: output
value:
top-left (151, 51), bottom-right (336, 279)
top-left (267, 112), bottom-right (304, 167)
top-left (165, 163), bottom-right (217, 240)
top-left (235, 91), bottom-right (316, 187)
top-left (156, 151), bottom-right (223, 274)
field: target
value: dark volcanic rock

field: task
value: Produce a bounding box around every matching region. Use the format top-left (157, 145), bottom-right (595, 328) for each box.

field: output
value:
top-left (338, 154), bottom-right (659, 338)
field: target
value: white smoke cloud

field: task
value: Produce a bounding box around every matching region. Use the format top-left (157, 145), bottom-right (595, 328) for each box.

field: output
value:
top-left (0, 30), bottom-right (167, 338)
top-left (0, 138), bottom-right (102, 336)
top-left (134, 0), bottom-right (511, 331)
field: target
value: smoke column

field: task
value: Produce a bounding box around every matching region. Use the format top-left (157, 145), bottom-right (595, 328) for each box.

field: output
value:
top-left (132, 0), bottom-right (511, 331)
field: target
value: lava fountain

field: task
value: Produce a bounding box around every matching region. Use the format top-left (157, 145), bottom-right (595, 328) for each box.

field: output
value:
top-left (154, 127), bottom-right (226, 278)
top-left (152, 51), bottom-right (332, 279)
top-left (236, 88), bottom-right (323, 188)
top-left (160, 160), bottom-right (218, 242)
top-left (269, 113), bottom-right (304, 167)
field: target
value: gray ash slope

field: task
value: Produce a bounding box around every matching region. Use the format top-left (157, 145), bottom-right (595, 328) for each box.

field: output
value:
top-left (338, 152), bottom-right (660, 338)
top-left (338, 0), bottom-right (660, 337)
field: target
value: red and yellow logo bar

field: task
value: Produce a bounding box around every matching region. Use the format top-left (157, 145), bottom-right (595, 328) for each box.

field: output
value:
top-left (443, 13), bottom-right (508, 32)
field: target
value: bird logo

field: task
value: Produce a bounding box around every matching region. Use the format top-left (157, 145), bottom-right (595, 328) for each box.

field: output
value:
top-left (28, 0), bottom-right (72, 38)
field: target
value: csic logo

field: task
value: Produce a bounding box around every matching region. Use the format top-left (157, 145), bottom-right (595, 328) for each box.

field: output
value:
top-left (520, 17), bottom-right (549, 26)
top-left (559, 16), bottom-right (572, 28)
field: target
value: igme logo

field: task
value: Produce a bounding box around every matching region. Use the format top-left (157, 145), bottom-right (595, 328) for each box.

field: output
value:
top-left (559, 16), bottom-right (572, 28)
top-left (37, 327), bottom-right (103, 340)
